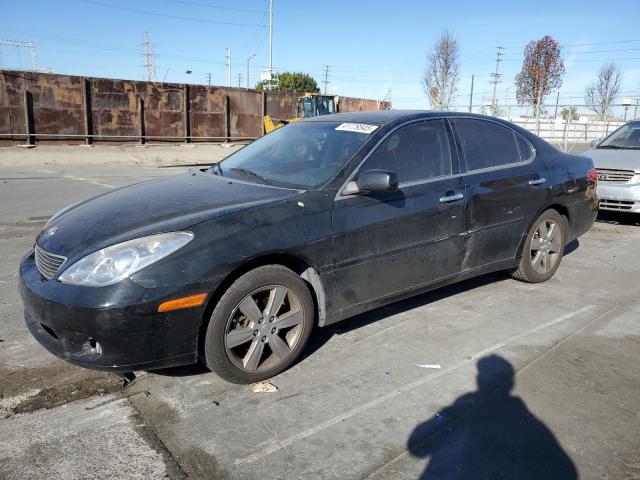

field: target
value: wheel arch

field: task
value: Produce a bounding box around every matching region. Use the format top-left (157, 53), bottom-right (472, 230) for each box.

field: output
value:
top-left (198, 253), bottom-right (327, 353)
top-left (515, 203), bottom-right (571, 259)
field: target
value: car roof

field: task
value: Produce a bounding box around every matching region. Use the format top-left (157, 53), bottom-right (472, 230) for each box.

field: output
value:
top-left (302, 110), bottom-right (500, 126)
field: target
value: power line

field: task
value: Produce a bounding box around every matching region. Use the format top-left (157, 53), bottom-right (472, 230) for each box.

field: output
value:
top-left (80, 0), bottom-right (267, 28)
top-left (167, 0), bottom-right (266, 14)
top-left (501, 47), bottom-right (640, 57)
top-left (238, 15), bottom-right (268, 58)
top-left (501, 56), bottom-right (640, 63)
top-left (564, 39), bottom-right (640, 47)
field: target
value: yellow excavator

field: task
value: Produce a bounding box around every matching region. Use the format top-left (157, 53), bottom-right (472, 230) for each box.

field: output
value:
top-left (264, 93), bottom-right (338, 133)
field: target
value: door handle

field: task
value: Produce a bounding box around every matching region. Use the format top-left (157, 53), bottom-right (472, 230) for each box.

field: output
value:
top-left (528, 178), bottom-right (547, 186)
top-left (439, 192), bottom-right (464, 204)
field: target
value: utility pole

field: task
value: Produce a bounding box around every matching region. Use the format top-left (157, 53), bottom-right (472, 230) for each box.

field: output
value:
top-left (206, 73), bottom-right (212, 86)
top-left (489, 46), bottom-right (503, 116)
top-left (226, 46), bottom-right (231, 87)
top-left (0, 39), bottom-right (38, 71)
top-left (246, 52), bottom-right (255, 89)
top-left (143, 32), bottom-right (156, 82)
top-left (322, 65), bottom-right (331, 94)
top-left (468, 74), bottom-right (474, 113)
top-left (553, 91), bottom-right (560, 118)
top-left (268, 0), bottom-right (273, 75)
top-left (261, 0), bottom-right (275, 90)
top-left (237, 73), bottom-right (242, 88)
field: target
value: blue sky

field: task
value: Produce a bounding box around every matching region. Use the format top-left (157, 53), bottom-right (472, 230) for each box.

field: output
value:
top-left (2, 0), bottom-right (640, 110)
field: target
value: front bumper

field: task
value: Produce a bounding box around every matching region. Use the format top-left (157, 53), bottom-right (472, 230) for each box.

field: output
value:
top-left (19, 251), bottom-right (205, 372)
top-left (597, 182), bottom-right (640, 213)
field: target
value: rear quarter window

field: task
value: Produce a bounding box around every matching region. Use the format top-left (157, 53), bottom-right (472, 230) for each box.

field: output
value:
top-left (515, 133), bottom-right (534, 161)
top-left (453, 118), bottom-right (522, 171)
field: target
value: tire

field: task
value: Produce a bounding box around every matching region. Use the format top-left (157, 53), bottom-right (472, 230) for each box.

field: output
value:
top-left (509, 209), bottom-right (566, 283)
top-left (203, 265), bottom-right (314, 384)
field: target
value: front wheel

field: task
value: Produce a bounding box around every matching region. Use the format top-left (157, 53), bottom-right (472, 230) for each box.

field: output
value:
top-left (203, 265), bottom-right (314, 384)
top-left (510, 209), bottom-right (566, 283)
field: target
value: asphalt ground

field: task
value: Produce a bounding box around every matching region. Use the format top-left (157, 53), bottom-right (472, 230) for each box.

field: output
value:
top-left (0, 145), bottom-right (639, 480)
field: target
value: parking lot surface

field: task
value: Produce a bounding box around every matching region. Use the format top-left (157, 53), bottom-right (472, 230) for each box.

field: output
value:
top-left (1, 146), bottom-right (639, 479)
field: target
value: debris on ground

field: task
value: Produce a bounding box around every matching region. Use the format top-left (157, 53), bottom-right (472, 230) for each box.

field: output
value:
top-left (416, 364), bottom-right (442, 369)
top-left (251, 380), bottom-right (279, 393)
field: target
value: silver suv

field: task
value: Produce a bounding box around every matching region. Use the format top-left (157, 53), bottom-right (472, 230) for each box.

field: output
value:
top-left (584, 121), bottom-right (640, 213)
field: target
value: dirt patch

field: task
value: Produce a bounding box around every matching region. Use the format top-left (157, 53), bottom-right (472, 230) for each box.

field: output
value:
top-left (0, 362), bottom-right (122, 415)
top-left (11, 376), bottom-right (122, 414)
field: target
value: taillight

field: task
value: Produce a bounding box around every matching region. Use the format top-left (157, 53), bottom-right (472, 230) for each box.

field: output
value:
top-left (587, 167), bottom-right (598, 183)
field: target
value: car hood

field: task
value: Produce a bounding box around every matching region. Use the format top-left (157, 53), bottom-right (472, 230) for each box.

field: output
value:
top-left (583, 148), bottom-right (640, 172)
top-left (36, 171), bottom-right (302, 258)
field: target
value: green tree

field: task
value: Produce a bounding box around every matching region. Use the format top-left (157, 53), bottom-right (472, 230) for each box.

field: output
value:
top-left (255, 72), bottom-right (320, 93)
top-left (560, 106), bottom-right (579, 121)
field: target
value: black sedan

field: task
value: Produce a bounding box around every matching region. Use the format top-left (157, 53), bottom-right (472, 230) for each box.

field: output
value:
top-left (19, 111), bottom-right (598, 384)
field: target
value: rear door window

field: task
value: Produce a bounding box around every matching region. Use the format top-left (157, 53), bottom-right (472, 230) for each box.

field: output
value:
top-left (363, 119), bottom-right (452, 184)
top-left (453, 118), bottom-right (521, 171)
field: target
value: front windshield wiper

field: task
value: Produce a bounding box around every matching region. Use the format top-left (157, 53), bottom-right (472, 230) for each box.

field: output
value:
top-left (598, 145), bottom-right (639, 150)
top-left (229, 167), bottom-right (272, 184)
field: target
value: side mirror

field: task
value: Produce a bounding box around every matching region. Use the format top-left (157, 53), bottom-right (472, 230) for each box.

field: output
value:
top-left (356, 169), bottom-right (399, 193)
top-left (590, 138), bottom-right (601, 147)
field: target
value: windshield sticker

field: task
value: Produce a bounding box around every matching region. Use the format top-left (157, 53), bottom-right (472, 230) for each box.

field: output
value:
top-left (335, 123), bottom-right (379, 134)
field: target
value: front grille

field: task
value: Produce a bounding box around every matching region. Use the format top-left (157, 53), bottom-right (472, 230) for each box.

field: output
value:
top-left (596, 168), bottom-right (636, 183)
top-left (34, 245), bottom-right (67, 280)
top-left (599, 199), bottom-right (636, 211)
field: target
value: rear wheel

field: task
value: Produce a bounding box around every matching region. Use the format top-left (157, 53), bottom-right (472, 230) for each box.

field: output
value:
top-left (510, 209), bottom-right (566, 283)
top-left (203, 265), bottom-right (314, 384)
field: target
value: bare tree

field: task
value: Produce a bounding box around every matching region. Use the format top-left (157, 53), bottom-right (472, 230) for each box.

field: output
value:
top-left (515, 36), bottom-right (564, 130)
top-left (422, 30), bottom-right (460, 110)
top-left (585, 62), bottom-right (622, 122)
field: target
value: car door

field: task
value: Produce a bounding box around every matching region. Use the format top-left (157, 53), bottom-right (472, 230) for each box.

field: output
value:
top-left (450, 118), bottom-right (550, 271)
top-left (331, 118), bottom-right (466, 312)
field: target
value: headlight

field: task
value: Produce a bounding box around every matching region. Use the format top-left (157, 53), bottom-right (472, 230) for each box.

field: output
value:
top-left (58, 232), bottom-right (194, 286)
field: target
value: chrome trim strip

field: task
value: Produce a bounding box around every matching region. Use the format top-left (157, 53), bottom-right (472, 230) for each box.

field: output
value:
top-left (528, 178), bottom-right (547, 186)
top-left (34, 244), bottom-right (67, 279)
top-left (439, 192), bottom-right (465, 203)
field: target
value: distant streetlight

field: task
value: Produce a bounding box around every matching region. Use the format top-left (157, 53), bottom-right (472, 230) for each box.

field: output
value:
top-left (246, 53), bottom-right (256, 89)
top-left (185, 70), bottom-right (192, 75)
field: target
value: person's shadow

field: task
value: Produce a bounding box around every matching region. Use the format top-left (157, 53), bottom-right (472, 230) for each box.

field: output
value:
top-left (408, 355), bottom-right (578, 480)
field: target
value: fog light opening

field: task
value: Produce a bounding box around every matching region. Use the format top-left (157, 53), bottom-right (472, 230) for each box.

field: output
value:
top-left (40, 323), bottom-right (59, 340)
top-left (89, 337), bottom-right (103, 355)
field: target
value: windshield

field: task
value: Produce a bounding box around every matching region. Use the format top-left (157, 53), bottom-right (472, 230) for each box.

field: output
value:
top-left (297, 96), bottom-right (336, 118)
top-left (215, 121), bottom-right (375, 189)
top-left (598, 122), bottom-right (640, 149)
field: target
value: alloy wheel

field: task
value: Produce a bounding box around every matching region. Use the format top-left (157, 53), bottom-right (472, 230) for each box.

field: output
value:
top-left (224, 285), bottom-right (304, 372)
top-left (529, 219), bottom-right (562, 275)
